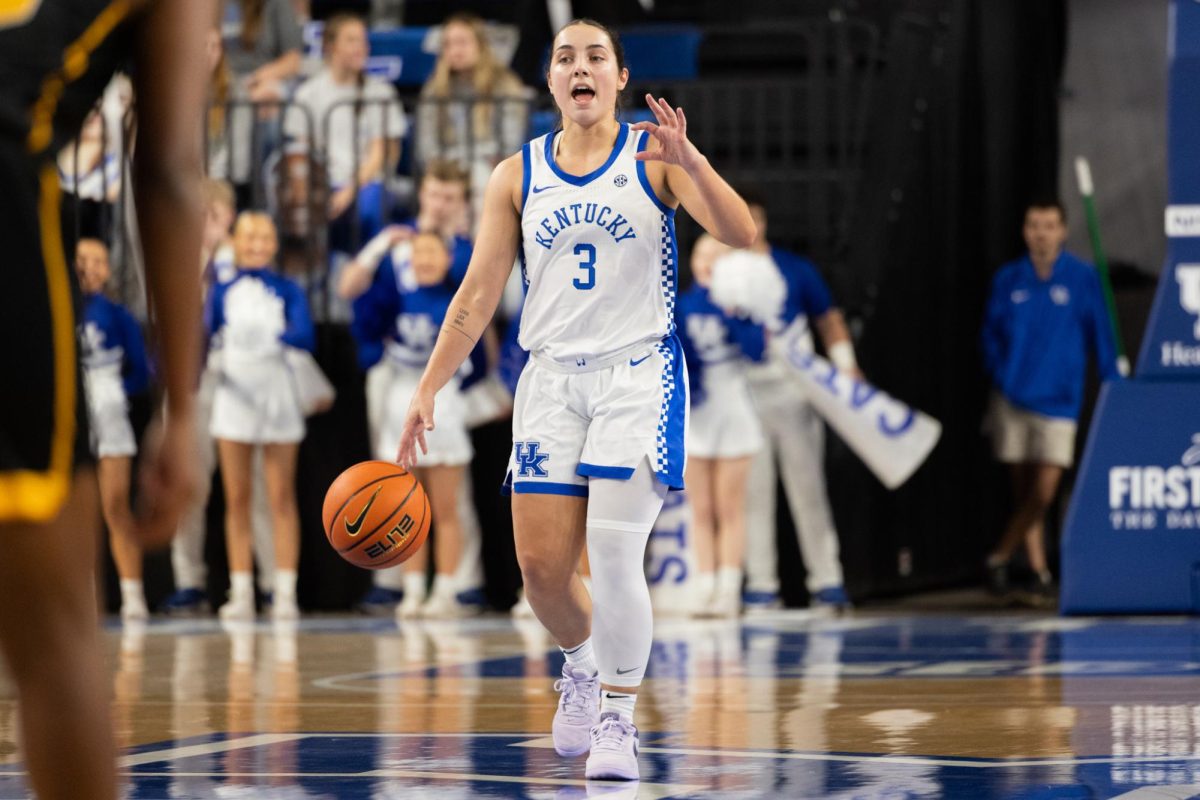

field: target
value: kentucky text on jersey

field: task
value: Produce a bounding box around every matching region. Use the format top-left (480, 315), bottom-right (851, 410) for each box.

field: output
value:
top-left (532, 203), bottom-right (637, 249)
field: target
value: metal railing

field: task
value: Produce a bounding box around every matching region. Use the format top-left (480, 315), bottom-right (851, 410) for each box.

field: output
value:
top-left (61, 17), bottom-right (881, 323)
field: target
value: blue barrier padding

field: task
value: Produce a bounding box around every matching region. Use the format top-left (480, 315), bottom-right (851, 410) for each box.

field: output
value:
top-left (1061, 382), bottom-right (1200, 614)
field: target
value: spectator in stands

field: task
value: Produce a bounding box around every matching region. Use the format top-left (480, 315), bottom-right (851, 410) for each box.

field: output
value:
top-left (58, 107), bottom-right (124, 248)
top-left (416, 12), bottom-right (529, 229)
top-left (75, 239), bottom-right (151, 623)
top-left (981, 199), bottom-right (1121, 605)
top-left (160, 181), bottom-right (277, 617)
top-left (284, 12), bottom-right (406, 254)
top-left (206, 212), bottom-right (314, 622)
top-left (352, 231), bottom-right (473, 618)
top-left (676, 235), bottom-right (768, 617)
top-left (741, 195), bottom-right (857, 613)
top-left (221, 0), bottom-right (304, 204)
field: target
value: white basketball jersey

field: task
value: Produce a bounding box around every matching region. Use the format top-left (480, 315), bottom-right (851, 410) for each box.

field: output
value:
top-left (518, 123), bottom-right (678, 363)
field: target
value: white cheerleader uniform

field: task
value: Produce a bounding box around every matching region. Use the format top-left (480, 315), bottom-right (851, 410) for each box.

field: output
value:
top-left (206, 268), bottom-right (315, 445)
top-left (506, 122), bottom-right (687, 496)
top-left (677, 284), bottom-right (766, 459)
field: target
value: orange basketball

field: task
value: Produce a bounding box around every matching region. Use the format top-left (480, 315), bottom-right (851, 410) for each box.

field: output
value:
top-left (322, 461), bottom-right (430, 570)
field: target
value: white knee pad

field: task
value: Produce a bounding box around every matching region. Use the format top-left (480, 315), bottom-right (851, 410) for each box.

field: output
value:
top-left (586, 460), bottom-right (667, 687)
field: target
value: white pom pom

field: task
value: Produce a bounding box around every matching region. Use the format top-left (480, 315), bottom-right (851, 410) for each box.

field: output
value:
top-left (709, 250), bottom-right (786, 324)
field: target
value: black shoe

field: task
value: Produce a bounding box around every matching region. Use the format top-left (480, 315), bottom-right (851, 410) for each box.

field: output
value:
top-left (1015, 573), bottom-right (1057, 609)
top-left (986, 561), bottom-right (1010, 596)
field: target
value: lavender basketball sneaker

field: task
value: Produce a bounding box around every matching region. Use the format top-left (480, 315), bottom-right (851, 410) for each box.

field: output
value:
top-left (584, 711), bottom-right (640, 780)
top-left (552, 664), bottom-right (600, 756)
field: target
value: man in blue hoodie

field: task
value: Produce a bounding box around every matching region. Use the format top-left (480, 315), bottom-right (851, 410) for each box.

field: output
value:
top-left (981, 200), bottom-right (1121, 603)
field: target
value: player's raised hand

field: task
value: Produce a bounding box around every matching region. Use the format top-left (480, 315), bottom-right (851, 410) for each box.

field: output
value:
top-left (632, 94), bottom-right (703, 171)
top-left (396, 390), bottom-right (435, 470)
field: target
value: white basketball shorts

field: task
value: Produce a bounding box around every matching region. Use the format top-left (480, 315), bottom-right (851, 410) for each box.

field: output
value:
top-left (504, 335), bottom-right (689, 497)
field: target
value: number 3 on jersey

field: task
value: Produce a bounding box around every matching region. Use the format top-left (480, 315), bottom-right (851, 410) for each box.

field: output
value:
top-left (573, 243), bottom-right (596, 290)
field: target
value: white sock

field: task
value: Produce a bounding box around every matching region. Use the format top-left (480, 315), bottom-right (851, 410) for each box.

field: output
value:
top-left (230, 571), bottom-right (254, 603)
top-left (692, 571), bottom-right (715, 600)
top-left (561, 637), bottom-right (598, 677)
top-left (274, 569), bottom-right (298, 604)
top-left (600, 690), bottom-right (637, 722)
top-left (403, 572), bottom-right (427, 602)
top-left (120, 579), bottom-right (145, 608)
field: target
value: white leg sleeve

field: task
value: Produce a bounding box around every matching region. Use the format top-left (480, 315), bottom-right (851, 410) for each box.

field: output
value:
top-left (777, 400), bottom-right (844, 592)
top-left (744, 436), bottom-right (781, 594)
top-left (453, 470), bottom-right (485, 590)
top-left (586, 460), bottom-right (667, 688)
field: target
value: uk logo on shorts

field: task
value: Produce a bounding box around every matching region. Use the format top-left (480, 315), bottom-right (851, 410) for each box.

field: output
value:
top-left (514, 442), bottom-right (550, 478)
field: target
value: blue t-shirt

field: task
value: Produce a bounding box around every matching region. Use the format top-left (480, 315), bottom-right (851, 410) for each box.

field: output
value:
top-left (80, 293), bottom-right (150, 396)
top-left (204, 267), bottom-right (315, 353)
top-left (772, 246), bottom-right (833, 325)
top-left (981, 250), bottom-right (1120, 420)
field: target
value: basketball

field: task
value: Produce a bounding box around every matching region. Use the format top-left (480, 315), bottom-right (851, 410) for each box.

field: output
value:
top-left (322, 461), bottom-right (430, 570)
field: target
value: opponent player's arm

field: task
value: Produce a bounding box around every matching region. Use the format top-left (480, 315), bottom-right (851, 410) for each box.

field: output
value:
top-left (132, 0), bottom-right (213, 412)
top-left (415, 156), bottom-right (521, 398)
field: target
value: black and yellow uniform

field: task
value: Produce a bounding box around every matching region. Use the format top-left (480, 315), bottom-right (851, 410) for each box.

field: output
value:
top-left (0, 0), bottom-right (148, 522)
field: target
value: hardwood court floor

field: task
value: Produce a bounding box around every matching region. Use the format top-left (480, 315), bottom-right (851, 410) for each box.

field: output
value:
top-left (2, 610), bottom-right (1199, 798)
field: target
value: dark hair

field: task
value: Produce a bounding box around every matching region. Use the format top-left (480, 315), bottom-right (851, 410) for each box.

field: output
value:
top-left (1026, 198), bottom-right (1067, 224)
top-left (736, 185), bottom-right (769, 213)
top-left (547, 18), bottom-right (628, 123)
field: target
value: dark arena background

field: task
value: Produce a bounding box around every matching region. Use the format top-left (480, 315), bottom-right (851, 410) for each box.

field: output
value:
top-left (4, 0), bottom-right (1197, 798)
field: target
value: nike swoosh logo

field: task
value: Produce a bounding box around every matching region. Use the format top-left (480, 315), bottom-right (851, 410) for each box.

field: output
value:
top-left (531, 184), bottom-right (557, 194)
top-left (615, 666), bottom-right (638, 675)
top-left (629, 354), bottom-right (651, 367)
top-left (344, 485), bottom-right (383, 536)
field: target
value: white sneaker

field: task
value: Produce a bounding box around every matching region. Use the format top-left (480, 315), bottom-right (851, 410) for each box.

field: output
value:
top-left (218, 595), bottom-right (255, 622)
top-left (120, 598), bottom-right (149, 623)
top-left (421, 590), bottom-right (467, 619)
top-left (552, 664), bottom-right (600, 756)
top-left (271, 597), bottom-right (300, 622)
top-left (708, 585), bottom-right (742, 618)
top-left (584, 712), bottom-right (639, 780)
top-left (395, 590), bottom-right (425, 621)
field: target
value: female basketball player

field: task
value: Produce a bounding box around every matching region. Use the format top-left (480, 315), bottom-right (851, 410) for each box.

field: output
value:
top-left (207, 212), bottom-right (314, 622)
top-left (396, 19), bottom-right (755, 781)
top-left (0, 3), bottom-right (211, 798)
top-left (677, 235), bottom-right (768, 618)
top-left (76, 237), bottom-right (153, 622)
top-left (353, 231), bottom-right (472, 618)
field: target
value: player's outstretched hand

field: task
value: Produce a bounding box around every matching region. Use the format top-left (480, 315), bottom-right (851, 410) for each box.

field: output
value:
top-left (632, 94), bottom-right (703, 170)
top-left (133, 412), bottom-right (201, 550)
top-left (396, 390), bottom-right (435, 470)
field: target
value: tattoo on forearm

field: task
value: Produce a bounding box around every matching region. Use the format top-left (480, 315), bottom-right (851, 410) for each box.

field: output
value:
top-left (453, 306), bottom-right (470, 328)
top-left (444, 325), bottom-right (476, 344)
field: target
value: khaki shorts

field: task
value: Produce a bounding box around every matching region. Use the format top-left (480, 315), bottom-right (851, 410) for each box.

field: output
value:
top-left (987, 393), bottom-right (1077, 468)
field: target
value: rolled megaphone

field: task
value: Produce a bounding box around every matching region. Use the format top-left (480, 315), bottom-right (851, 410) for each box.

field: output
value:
top-left (779, 334), bottom-right (941, 489)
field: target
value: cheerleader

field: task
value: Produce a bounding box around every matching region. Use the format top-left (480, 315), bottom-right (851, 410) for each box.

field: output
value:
top-left (677, 234), bottom-right (768, 617)
top-left (206, 212), bottom-right (314, 622)
top-left (76, 238), bottom-right (151, 622)
top-left (353, 231), bottom-right (472, 618)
